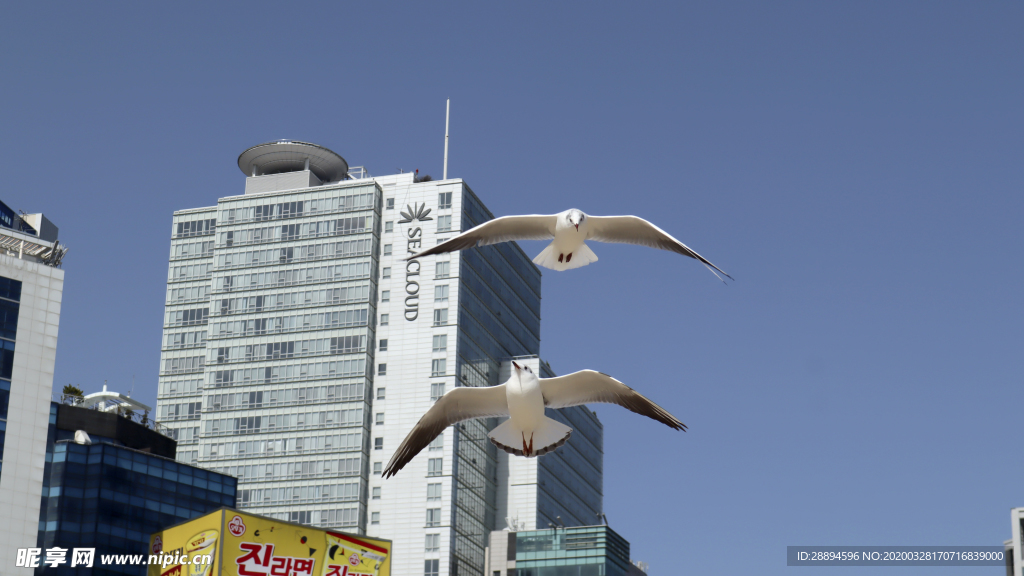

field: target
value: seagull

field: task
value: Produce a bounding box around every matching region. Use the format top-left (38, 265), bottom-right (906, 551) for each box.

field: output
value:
top-left (405, 208), bottom-right (732, 281)
top-left (382, 362), bottom-right (685, 479)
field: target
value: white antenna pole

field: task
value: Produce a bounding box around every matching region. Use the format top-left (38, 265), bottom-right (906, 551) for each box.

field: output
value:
top-left (443, 99), bottom-right (450, 180)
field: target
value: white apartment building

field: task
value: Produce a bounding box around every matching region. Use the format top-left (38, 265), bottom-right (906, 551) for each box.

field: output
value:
top-left (0, 204), bottom-right (65, 571)
top-left (156, 140), bottom-right (602, 576)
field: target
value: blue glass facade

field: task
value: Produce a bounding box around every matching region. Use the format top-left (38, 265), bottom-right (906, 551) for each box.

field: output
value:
top-left (0, 274), bottom-right (22, 481)
top-left (36, 438), bottom-right (237, 575)
top-left (513, 526), bottom-right (635, 576)
top-left (452, 188), bottom-right (544, 575)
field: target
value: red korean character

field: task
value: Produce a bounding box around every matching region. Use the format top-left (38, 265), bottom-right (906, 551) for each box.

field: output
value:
top-left (292, 558), bottom-right (315, 576)
top-left (324, 565), bottom-right (347, 576)
top-left (237, 543), bottom-right (275, 576)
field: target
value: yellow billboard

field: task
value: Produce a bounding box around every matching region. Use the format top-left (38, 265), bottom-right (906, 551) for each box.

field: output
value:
top-left (149, 508), bottom-right (391, 576)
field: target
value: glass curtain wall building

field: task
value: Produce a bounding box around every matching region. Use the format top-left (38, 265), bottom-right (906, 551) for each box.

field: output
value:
top-left (0, 206), bottom-right (65, 571)
top-left (487, 525), bottom-right (646, 576)
top-left (157, 141), bottom-right (605, 576)
top-left (36, 402), bottom-right (237, 576)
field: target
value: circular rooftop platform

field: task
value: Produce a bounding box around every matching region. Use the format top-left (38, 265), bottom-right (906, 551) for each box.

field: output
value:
top-left (238, 140), bottom-right (349, 182)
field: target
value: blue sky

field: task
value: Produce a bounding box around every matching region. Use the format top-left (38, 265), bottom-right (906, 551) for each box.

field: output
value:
top-left (3, 2), bottom-right (1022, 574)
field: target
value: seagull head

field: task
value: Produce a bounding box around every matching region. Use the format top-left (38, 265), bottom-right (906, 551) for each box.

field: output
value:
top-left (566, 209), bottom-right (585, 231)
top-left (511, 361), bottom-right (535, 379)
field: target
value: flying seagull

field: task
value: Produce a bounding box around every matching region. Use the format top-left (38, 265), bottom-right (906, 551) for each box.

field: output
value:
top-left (405, 208), bottom-right (732, 281)
top-left (382, 363), bottom-right (685, 479)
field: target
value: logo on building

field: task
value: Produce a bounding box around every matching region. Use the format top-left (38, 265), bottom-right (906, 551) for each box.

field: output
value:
top-left (228, 515), bottom-right (246, 537)
top-left (152, 536), bottom-right (163, 555)
top-left (398, 203), bottom-right (432, 223)
top-left (400, 204), bottom-right (432, 322)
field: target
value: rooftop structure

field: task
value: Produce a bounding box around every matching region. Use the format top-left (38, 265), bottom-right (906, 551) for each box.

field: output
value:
top-left (0, 200), bottom-right (66, 267)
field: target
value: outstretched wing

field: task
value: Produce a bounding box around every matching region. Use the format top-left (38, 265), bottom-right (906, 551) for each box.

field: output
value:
top-left (383, 385), bottom-right (510, 478)
top-left (406, 215), bottom-right (557, 260)
top-left (587, 215), bottom-right (732, 281)
top-left (540, 370), bottom-right (686, 431)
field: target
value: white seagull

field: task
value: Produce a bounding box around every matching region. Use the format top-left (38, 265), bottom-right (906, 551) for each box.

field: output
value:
top-left (406, 208), bottom-right (732, 281)
top-left (382, 362), bottom-right (685, 479)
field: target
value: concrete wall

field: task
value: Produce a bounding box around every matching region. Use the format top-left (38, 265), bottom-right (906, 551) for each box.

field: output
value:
top-left (0, 254), bottom-right (63, 572)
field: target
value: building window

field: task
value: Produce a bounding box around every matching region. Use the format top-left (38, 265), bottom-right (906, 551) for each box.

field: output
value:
top-left (375, 437), bottom-right (384, 450)
top-left (427, 458), bottom-right (443, 476)
top-left (432, 334), bottom-right (447, 352)
top-left (378, 363), bottom-right (387, 376)
top-left (379, 339), bottom-right (388, 351)
top-left (376, 413), bottom-right (385, 425)
top-left (373, 462), bottom-right (382, 475)
top-left (435, 261), bottom-right (450, 279)
top-left (380, 314), bottom-right (389, 326)
top-left (381, 290), bottom-right (390, 302)
top-left (371, 512), bottom-right (380, 525)
top-left (383, 244), bottom-right (393, 256)
top-left (377, 387), bottom-right (386, 400)
top-left (427, 482), bottom-right (442, 501)
top-left (434, 285), bottom-right (449, 303)
top-left (437, 215), bottom-right (452, 232)
top-left (426, 509), bottom-right (442, 527)
top-left (433, 309), bottom-right (448, 326)
top-left (385, 221), bottom-right (394, 233)
top-left (382, 267), bottom-right (391, 279)
top-left (386, 198), bottom-right (395, 210)
top-left (430, 383), bottom-right (445, 402)
top-left (438, 192), bottom-right (452, 209)
top-left (425, 559), bottom-right (440, 576)
top-left (425, 533), bottom-right (440, 553)
top-left (431, 359), bottom-right (446, 377)
top-left (372, 487), bottom-right (381, 500)
top-left (428, 434), bottom-right (444, 451)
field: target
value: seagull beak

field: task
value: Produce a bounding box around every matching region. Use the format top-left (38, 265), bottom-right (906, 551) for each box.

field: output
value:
top-left (512, 361), bottom-right (520, 371)
top-left (574, 223), bottom-right (578, 231)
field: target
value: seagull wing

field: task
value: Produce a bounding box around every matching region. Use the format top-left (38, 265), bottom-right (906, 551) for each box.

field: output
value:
top-left (383, 385), bottom-right (510, 478)
top-left (540, 370), bottom-right (686, 431)
top-left (587, 215), bottom-right (732, 281)
top-left (406, 215), bottom-right (557, 260)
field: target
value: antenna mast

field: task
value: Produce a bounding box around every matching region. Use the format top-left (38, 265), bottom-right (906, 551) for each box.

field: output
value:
top-left (443, 99), bottom-right (450, 180)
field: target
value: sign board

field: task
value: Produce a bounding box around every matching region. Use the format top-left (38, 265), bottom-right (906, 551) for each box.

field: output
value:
top-left (149, 509), bottom-right (391, 576)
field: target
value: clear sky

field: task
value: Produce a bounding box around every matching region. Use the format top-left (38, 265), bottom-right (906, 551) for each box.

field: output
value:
top-left (3, 2), bottom-right (1022, 574)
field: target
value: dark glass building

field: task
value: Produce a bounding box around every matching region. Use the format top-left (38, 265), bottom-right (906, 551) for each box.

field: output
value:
top-left (35, 403), bottom-right (237, 575)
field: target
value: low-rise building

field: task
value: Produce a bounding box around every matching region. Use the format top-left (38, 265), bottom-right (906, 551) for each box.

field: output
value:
top-left (33, 399), bottom-right (237, 575)
top-left (485, 525), bottom-right (648, 576)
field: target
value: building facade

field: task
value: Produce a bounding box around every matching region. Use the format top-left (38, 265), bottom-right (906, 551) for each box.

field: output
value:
top-left (485, 525), bottom-right (646, 576)
top-left (156, 141), bottom-right (605, 576)
top-left (0, 203), bottom-right (65, 571)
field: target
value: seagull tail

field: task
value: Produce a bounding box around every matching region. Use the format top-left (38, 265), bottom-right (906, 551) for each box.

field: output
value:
top-left (488, 417), bottom-right (572, 458)
top-left (532, 242), bottom-right (599, 271)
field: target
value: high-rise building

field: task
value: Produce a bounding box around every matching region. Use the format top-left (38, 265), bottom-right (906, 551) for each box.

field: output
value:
top-left (0, 201), bottom-right (66, 571)
top-left (1009, 508), bottom-right (1023, 576)
top-left (156, 141), bottom-right (604, 576)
